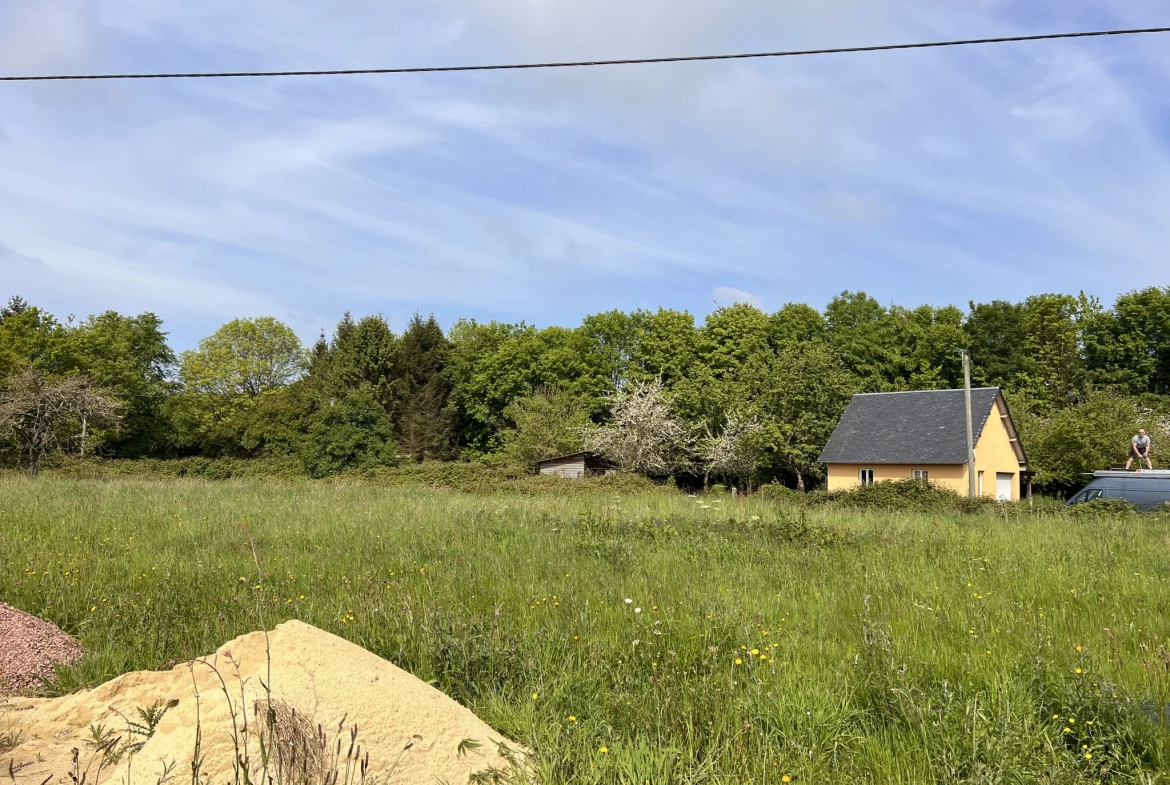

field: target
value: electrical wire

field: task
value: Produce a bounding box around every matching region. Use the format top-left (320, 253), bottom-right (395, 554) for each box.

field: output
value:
top-left (2, 26), bottom-right (1168, 82)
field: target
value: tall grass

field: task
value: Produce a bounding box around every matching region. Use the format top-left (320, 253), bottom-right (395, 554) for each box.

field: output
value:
top-left (3, 476), bottom-right (1170, 783)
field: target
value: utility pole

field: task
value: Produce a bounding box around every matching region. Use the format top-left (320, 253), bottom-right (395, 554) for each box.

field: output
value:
top-left (961, 350), bottom-right (976, 497)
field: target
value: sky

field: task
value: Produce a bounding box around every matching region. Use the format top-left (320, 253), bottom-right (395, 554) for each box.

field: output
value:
top-left (1, 0), bottom-right (1169, 351)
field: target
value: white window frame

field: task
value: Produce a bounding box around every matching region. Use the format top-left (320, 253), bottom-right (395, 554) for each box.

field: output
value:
top-left (912, 469), bottom-right (930, 482)
top-left (858, 468), bottom-right (875, 486)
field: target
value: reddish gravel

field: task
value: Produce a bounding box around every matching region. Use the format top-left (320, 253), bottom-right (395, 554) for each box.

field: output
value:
top-left (0, 603), bottom-right (83, 695)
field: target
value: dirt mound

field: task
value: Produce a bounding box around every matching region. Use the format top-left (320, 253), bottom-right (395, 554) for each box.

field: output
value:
top-left (1, 620), bottom-right (523, 785)
top-left (0, 603), bottom-right (83, 696)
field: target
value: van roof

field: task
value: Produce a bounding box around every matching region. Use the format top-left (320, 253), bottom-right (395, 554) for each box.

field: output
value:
top-left (1091, 470), bottom-right (1170, 479)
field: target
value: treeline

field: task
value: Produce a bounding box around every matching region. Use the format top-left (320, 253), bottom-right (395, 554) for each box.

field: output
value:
top-left (1, 289), bottom-right (1168, 491)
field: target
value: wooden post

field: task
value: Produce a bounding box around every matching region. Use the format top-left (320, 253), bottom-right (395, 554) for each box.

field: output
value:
top-left (962, 351), bottom-right (976, 498)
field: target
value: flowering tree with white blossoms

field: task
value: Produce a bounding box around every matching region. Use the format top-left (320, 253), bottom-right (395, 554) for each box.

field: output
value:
top-left (700, 411), bottom-right (763, 492)
top-left (583, 379), bottom-right (693, 476)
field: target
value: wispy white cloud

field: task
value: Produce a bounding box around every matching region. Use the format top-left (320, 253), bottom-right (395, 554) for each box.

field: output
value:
top-left (712, 286), bottom-right (763, 309)
top-left (0, 0), bottom-right (1168, 348)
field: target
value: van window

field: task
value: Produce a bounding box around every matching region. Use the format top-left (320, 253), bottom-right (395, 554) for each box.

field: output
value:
top-left (1070, 487), bottom-right (1103, 504)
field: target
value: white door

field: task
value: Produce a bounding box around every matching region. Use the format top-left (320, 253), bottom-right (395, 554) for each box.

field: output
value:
top-left (995, 472), bottom-right (1013, 501)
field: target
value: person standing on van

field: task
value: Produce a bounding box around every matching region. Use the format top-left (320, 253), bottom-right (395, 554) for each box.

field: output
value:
top-left (1126, 429), bottom-right (1153, 471)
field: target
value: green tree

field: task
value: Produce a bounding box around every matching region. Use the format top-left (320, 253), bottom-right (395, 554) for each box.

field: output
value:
top-left (181, 317), bottom-right (305, 398)
top-left (1016, 294), bottom-right (1092, 412)
top-left (301, 387), bottom-right (397, 478)
top-left (69, 311), bottom-right (175, 457)
top-left (393, 314), bottom-right (453, 460)
top-left (675, 304), bottom-right (773, 435)
top-left (0, 301), bottom-right (70, 377)
top-left (965, 300), bottom-right (1030, 388)
top-left (1014, 390), bottom-right (1167, 492)
top-left (177, 317), bottom-right (305, 452)
top-left (825, 291), bottom-right (897, 390)
top-left (761, 341), bottom-right (858, 491)
top-left (235, 382), bottom-right (317, 458)
top-left (497, 387), bottom-right (592, 467)
top-left (447, 320), bottom-right (611, 455)
top-left (581, 309), bottom-right (647, 388)
top-left (326, 313), bottom-right (398, 408)
top-left (1084, 287), bottom-right (1170, 396)
top-left (769, 303), bottom-right (827, 350)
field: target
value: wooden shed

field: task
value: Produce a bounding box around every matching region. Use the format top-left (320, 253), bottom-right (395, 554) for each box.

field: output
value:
top-left (533, 451), bottom-right (617, 479)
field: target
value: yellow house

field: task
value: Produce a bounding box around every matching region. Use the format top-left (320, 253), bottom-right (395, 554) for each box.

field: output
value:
top-left (818, 387), bottom-right (1028, 500)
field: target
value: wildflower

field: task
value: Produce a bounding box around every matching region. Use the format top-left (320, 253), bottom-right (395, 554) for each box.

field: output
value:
top-left (1075, 668), bottom-right (1082, 674)
top-left (1086, 720), bottom-right (1093, 726)
top-left (635, 607), bottom-right (642, 613)
top-left (751, 649), bottom-right (760, 655)
top-left (599, 746), bottom-right (608, 754)
top-left (568, 716), bottom-right (577, 723)
top-left (1076, 645), bottom-right (1082, 652)
top-left (782, 777), bottom-right (791, 783)
top-left (735, 658), bottom-right (743, 665)
top-left (1063, 727), bottom-right (1071, 733)
top-left (532, 692), bottom-right (539, 700)
top-left (625, 598), bottom-right (633, 604)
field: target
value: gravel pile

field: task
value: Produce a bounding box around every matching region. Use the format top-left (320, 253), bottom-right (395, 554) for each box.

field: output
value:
top-left (0, 603), bottom-right (83, 695)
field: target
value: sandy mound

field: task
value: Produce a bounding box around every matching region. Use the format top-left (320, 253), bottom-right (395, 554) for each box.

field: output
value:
top-left (0, 603), bottom-right (83, 696)
top-left (1, 620), bottom-right (522, 785)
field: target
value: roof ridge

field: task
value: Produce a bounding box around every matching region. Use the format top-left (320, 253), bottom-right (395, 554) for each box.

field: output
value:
top-left (852, 387), bottom-right (1000, 397)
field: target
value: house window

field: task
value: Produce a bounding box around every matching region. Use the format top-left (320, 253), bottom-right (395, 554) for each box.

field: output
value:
top-left (858, 468), bottom-right (874, 486)
top-left (912, 469), bottom-right (929, 482)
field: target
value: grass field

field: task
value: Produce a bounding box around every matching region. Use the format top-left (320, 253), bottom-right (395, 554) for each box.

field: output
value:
top-left (3, 476), bottom-right (1170, 783)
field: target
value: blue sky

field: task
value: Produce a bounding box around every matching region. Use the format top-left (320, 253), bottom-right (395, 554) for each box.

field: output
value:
top-left (1, 0), bottom-right (1169, 351)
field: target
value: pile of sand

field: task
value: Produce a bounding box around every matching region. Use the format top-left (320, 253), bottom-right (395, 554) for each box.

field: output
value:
top-left (1, 620), bottom-right (522, 785)
top-left (0, 603), bottom-right (84, 696)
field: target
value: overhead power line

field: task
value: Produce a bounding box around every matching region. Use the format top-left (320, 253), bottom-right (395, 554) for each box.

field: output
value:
top-left (1, 26), bottom-right (1168, 82)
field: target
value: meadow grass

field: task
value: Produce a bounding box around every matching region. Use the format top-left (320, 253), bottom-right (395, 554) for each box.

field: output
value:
top-left (3, 475), bottom-right (1170, 783)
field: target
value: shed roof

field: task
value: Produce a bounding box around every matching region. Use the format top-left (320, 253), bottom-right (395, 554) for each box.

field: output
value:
top-left (532, 451), bottom-right (616, 467)
top-left (818, 387), bottom-right (1017, 465)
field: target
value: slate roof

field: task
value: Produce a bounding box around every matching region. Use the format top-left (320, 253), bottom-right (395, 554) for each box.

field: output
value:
top-left (818, 387), bottom-right (1008, 465)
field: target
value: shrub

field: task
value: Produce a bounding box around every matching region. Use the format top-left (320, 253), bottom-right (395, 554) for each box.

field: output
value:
top-left (365, 461), bottom-right (660, 496)
top-left (806, 479), bottom-right (997, 513)
top-left (754, 482), bottom-right (805, 503)
top-left (47, 455), bottom-right (307, 480)
top-left (300, 389), bottom-right (397, 478)
top-left (1067, 497), bottom-right (1137, 518)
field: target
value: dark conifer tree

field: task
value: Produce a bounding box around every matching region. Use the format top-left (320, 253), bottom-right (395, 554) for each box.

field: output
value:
top-left (392, 313), bottom-right (453, 460)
